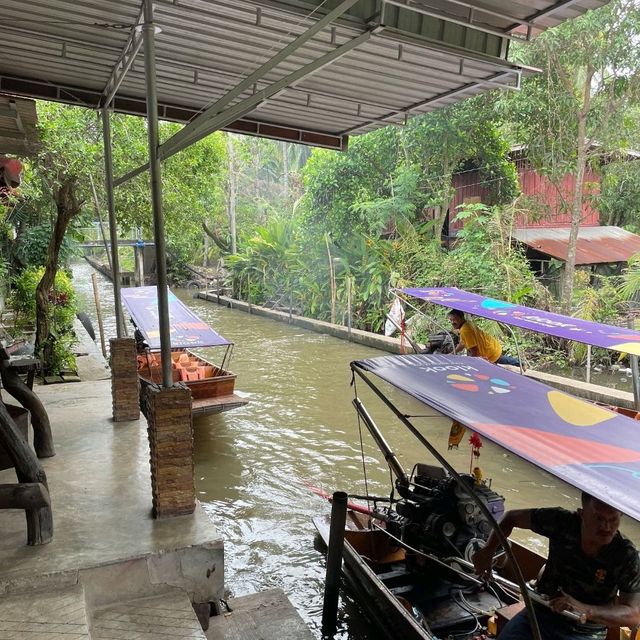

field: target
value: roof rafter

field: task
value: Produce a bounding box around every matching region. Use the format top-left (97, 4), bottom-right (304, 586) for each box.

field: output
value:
top-left (101, 4), bottom-right (145, 108)
top-left (161, 0), bottom-right (361, 157)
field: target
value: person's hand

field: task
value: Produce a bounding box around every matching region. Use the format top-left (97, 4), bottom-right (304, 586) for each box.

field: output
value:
top-left (472, 545), bottom-right (495, 578)
top-left (548, 590), bottom-right (590, 623)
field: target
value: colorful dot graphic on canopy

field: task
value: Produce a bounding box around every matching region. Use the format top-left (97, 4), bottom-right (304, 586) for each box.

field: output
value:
top-left (446, 374), bottom-right (513, 395)
top-left (547, 390), bottom-right (617, 427)
top-left (446, 374), bottom-right (479, 392)
top-left (610, 343), bottom-right (640, 356)
top-left (480, 299), bottom-right (516, 310)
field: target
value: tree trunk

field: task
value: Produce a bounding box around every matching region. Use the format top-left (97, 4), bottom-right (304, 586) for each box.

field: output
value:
top-left (203, 228), bottom-right (209, 267)
top-left (253, 139), bottom-right (263, 223)
top-left (226, 136), bottom-right (237, 255)
top-left (282, 141), bottom-right (289, 202)
top-left (34, 178), bottom-right (82, 373)
top-left (561, 67), bottom-right (594, 313)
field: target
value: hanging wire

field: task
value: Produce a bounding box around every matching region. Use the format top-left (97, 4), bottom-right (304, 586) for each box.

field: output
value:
top-left (8, 19), bottom-right (132, 28)
top-left (352, 371), bottom-right (372, 515)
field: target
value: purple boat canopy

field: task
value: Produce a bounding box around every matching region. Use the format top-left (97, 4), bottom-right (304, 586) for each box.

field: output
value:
top-left (121, 286), bottom-right (231, 350)
top-left (353, 354), bottom-right (640, 522)
top-left (399, 287), bottom-right (640, 356)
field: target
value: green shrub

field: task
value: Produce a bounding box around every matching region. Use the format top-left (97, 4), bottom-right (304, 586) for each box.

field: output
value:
top-left (9, 266), bottom-right (77, 373)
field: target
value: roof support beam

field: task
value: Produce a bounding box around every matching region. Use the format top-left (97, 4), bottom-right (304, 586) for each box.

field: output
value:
top-left (383, 0), bottom-right (523, 42)
top-left (506, 0), bottom-right (584, 34)
top-left (437, 0), bottom-right (532, 28)
top-left (161, 29), bottom-right (373, 156)
top-left (115, 28), bottom-right (373, 186)
top-left (527, 0), bottom-right (584, 22)
top-left (161, 0), bottom-right (361, 157)
top-left (101, 5), bottom-right (145, 108)
top-left (341, 68), bottom-right (519, 134)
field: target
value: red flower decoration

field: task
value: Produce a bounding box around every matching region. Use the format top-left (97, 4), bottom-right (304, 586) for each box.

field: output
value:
top-left (469, 433), bottom-right (483, 450)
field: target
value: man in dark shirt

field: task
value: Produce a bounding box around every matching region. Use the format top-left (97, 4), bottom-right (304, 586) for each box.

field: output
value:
top-left (473, 492), bottom-right (640, 639)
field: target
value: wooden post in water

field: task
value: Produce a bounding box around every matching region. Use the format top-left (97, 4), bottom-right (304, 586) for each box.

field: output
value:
top-left (586, 345), bottom-right (591, 384)
top-left (347, 277), bottom-right (352, 341)
top-left (92, 273), bottom-right (107, 358)
top-left (247, 274), bottom-right (252, 314)
top-left (322, 491), bottom-right (347, 638)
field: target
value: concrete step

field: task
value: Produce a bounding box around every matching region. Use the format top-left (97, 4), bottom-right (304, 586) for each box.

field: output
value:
top-left (207, 589), bottom-right (314, 640)
top-left (0, 583), bottom-right (90, 639)
top-left (90, 589), bottom-right (206, 640)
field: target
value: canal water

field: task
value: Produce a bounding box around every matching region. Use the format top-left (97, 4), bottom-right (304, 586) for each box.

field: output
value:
top-left (72, 261), bottom-right (640, 639)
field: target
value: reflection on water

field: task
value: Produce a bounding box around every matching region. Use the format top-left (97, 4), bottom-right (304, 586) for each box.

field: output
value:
top-left (72, 261), bottom-right (640, 639)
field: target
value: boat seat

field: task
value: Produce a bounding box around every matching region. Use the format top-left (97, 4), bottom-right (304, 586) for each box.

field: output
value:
top-left (181, 366), bottom-right (202, 381)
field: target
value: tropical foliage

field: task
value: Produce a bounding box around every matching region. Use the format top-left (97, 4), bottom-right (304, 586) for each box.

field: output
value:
top-left (4, 0), bottom-right (640, 374)
top-left (501, 0), bottom-right (640, 309)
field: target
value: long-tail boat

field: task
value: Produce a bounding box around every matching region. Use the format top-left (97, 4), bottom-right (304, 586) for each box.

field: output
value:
top-left (314, 353), bottom-right (640, 640)
top-left (396, 286), bottom-right (640, 417)
top-left (121, 286), bottom-right (248, 417)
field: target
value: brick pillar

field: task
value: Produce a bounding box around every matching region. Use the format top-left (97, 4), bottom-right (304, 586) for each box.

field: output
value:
top-left (143, 384), bottom-right (195, 518)
top-left (110, 338), bottom-right (140, 422)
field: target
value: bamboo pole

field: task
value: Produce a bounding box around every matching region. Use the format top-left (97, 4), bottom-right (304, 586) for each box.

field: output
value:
top-left (91, 273), bottom-right (107, 358)
top-left (347, 276), bottom-right (352, 340)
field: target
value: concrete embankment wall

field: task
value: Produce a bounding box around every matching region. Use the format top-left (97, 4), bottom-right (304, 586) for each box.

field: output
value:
top-left (198, 292), bottom-right (405, 353)
top-left (198, 292), bottom-right (638, 411)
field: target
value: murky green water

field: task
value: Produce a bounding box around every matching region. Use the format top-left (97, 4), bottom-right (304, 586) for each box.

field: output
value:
top-left (72, 262), bottom-right (640, 639)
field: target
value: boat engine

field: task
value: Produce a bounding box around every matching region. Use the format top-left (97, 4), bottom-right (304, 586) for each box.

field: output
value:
top-left (387, 464), bottom-right (504, 559)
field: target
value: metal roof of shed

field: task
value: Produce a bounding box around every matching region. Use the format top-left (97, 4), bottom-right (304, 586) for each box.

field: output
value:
top-left (513, 226), bottom-right (640, 265)
top-left (0, 97), bottom-right (38, 156)
top-left (0, 0), bottom-right (610, 150)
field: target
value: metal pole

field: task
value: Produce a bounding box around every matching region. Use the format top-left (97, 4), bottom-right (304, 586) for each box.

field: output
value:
top-left (142, 0), bottom-right (172, 388)
top-left (353, 398), bottom-right (409, 485)
top-left (101, 108), bottom-right (125, 337)
top-left (321, 491), bottom-right (347, 638)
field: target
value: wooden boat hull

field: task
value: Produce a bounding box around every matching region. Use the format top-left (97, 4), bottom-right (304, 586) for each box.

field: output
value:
top-left (315, 511), bottom-right (429, 640)
top-left (137, 348), bottom-right (247, 417)
top-left (314, 510), bottom-right (546, 640)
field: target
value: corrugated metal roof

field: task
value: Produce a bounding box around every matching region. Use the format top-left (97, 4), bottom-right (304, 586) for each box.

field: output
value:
top-left (0, 97), bottom-right (38, 156)
top-left (513, 226), bottom-right (640, 265)
top-left (0, 0), bottom-right (610, 149)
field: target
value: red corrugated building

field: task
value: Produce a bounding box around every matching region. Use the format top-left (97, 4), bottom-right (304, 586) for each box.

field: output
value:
top-left (448, 150), bottom-right (601, 236)
top-left (445, 148), bottom-right (640, 275)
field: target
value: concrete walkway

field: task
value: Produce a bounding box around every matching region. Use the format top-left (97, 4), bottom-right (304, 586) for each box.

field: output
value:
top-left (0, 320), bottom-right (314, 639)
top-left (0, 379), bottom-right (223, 585)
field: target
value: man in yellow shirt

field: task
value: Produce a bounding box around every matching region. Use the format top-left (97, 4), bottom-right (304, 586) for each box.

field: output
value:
top-left (448, 309), bottom-right (519, 366)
